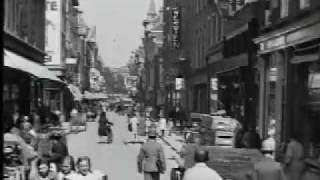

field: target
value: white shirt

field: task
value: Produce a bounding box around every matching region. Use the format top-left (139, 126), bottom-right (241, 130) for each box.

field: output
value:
top-left (57, 171), bottom-right (78, 180)
top-left (183, 163), bottom-right (223, 180)
top-left (75, 171), bottom-right (105, 180)
top-left (159, 118), bottom-right (167, 130)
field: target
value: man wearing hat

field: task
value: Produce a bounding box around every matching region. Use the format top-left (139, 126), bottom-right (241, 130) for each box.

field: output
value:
top-left (137, 127), bottom-right (166, 180)
top-left (246, 141), bottom-right (285, 180)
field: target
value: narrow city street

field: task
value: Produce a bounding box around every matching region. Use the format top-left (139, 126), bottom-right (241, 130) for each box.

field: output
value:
top-left (66, 112), bottom-right (179, 180)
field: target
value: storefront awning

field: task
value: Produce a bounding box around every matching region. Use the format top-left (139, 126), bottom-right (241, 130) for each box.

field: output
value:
top-left (67, 84), bottom-right (83, 101)
top-left (291, 54), bottom-right (320, 64)
top-left (4, 49), bottom-right (63, 83)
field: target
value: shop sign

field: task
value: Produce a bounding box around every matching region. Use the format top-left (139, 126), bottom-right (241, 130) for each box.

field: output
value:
top-left (175, 77), bottom-right (184, 90)
top-left (261, 36), bottom-right (286, 51)
top-left (210, 78), bottom-right (218, 91)
top-left (46, 1), bottom-right (58, 11)
top-left (66, 58), bottom-right (78, 65)
top-left (172, 7), bottom-right (181, 49)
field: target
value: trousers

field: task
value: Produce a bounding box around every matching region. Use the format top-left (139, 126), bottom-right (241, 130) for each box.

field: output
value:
top-left (144, 172), bottom-right (160, 180)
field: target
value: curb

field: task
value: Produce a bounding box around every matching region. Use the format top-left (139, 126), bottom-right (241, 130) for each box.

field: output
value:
top-left (159, 136), bottom-right (182, 154)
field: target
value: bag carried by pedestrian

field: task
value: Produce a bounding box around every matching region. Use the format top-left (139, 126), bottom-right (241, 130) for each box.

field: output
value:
top-left (156, 151), bottom-right (165, 174)
top-left (170, 167), bottom-right (185, 180)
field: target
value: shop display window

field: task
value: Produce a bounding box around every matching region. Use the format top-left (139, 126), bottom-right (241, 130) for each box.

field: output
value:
top-left (3, 84), bottom-right (10, 102)
top-left (11, 84), bottom-right (19, 100)
top-left (308, 63), bottom-right (320, 95)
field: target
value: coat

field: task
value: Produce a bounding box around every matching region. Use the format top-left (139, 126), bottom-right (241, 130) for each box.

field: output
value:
top-left (137, 139), bottom-right (166, 173)
top-left (284, 140), bottom-right (305, 180)
top-left (98, 113), bottom-right (112, 136)
top-left (249, 157), bottom-right (285, 180)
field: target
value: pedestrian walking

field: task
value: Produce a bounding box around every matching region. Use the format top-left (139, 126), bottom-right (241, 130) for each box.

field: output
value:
top-left (159, 115), bottom-right (167, 137)
top-left (246, 142), bottom-right (285, 180)
top-left (129, 113), bottom-right (139, 141)
top-left (283, 134), bottom-right (305, 180)
top-left (145, 116), bottom-right (151, 135)
top-left (137, 127), bottom-right (166, 180)
top-left (242, 125), bottom-right (262, 149)
top-left (97, 111), bottom-right (113, 143)
top-left (182, 148), bottom-right (222, 180)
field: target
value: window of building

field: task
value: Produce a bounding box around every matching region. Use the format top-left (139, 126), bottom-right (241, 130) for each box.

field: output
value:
top-left (216, 15), bottom-right (220, 42)
top-left (280, 0), bottom-right (289, 18)
top-left (300, 0), bottom-right (311, 9)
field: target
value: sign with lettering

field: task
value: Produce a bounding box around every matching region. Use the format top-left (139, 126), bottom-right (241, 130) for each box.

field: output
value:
top-left (172, 7), bottom-right (181, 48)
top-left (46, 1), bottom-right (58, 11)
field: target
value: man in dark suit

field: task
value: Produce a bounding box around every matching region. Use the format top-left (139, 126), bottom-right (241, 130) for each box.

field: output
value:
top-left (137, 127), bottom-right (166, 180)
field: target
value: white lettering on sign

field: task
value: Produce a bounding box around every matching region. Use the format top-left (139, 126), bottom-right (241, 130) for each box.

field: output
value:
top-left (266, 36), bottom-right (285, 50)
top-left (46, 1), bottom-right (58, 11)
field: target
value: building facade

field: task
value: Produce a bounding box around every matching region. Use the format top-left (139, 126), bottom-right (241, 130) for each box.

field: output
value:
top-left (45, 0), bottom-right (82, 119)
top-left (254, 0), bottom-right (320, 158)
top-left (3, 0), bottom-right (60, 116)
top-left (142, 0), bottom-right (165, 111)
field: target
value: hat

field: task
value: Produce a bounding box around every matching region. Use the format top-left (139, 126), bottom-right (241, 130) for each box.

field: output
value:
top-left (261, 138), bottom-right (275, 153)
top-left (148, 127), bottom-right (157, 137)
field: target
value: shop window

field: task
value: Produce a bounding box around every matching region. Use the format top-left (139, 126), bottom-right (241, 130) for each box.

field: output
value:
top-left (308, 63), bottom-right (320, 96)
top-left (299, 0), bottom-right (310, 9)
top-left (11, 84), bottom-right (19, 100)
top-left (280, 0), bottom-right (289, 18)
top-left (3, 84), bottom-right (10, 102)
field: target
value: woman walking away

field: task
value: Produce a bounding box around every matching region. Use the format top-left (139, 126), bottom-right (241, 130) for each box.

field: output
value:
top-left (284, 133), bottom-right (305, 180)
top-left (97, 111), bottom-right (113, 143)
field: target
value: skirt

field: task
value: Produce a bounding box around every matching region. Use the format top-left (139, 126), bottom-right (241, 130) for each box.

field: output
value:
top-left (98, 125), bottom-right (108, 136)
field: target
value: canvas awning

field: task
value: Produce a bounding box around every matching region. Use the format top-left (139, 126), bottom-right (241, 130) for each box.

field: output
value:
top-left (4, 49), bottom-right (63, 83)
top-left (67, 84), bottom-right (83, 101)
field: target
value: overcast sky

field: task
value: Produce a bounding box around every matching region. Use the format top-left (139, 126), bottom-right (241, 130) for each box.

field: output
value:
top-left (79, 0), bottom-right (163, 68)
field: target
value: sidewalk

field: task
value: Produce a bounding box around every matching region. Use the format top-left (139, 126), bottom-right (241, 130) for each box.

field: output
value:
top-left (160, 132), bottom-right (185, 154)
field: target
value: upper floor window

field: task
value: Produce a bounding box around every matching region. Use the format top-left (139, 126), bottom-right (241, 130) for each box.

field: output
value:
top-left (280, 0), bottom-right (289, 18)
top-left (300, 0), bottom-right (311, 9)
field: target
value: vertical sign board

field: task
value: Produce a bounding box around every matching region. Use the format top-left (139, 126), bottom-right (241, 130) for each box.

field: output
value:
top-left (45, 0), bottom-right (61, 65)
top-left (172, 7), bottom-right (181, 48)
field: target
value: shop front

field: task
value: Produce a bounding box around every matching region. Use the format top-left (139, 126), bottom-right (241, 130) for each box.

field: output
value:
top-left (4, 49), bottom-right (64, 116)
top-left (207, 52), bottom-right (257, 129)
top-left (255, 12), bottom-right (320, 158)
